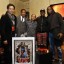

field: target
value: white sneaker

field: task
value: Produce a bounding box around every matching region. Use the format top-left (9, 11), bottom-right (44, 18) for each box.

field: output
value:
top-left (59, 61), bottom-right (62, 64)
top-left (59, 59), bottom-right (62, 62)
top-left (59, 59), bottom-right (62, 64)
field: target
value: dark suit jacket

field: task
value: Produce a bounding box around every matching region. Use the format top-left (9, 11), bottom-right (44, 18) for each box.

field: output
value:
top-left (1, 13), bottom-right (17, 42)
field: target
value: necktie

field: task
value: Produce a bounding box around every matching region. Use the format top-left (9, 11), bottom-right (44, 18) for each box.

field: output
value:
top-left (22, 18), bottom-right (23, 22)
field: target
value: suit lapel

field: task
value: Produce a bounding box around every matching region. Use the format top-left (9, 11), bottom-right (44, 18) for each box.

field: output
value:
top-left (5, 13), bottom-right (12, 26)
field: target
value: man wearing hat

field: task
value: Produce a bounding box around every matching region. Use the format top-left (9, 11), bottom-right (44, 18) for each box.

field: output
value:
top-left (36, 9), bottom-right (49, 47)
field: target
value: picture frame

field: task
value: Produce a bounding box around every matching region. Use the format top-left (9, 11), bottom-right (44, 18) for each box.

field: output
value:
top-left (12, 37), bottom-right (35, 64)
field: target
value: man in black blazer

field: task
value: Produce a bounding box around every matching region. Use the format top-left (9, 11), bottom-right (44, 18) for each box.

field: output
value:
top-left (1, 4), bottom-right (17, 64)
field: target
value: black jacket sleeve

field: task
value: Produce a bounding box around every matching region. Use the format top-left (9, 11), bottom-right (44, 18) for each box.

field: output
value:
top-left (0, 19), bottom-right (1, 35)
top-left (57, 13), bottom-right (64, 33)
top-left (1, 15), bottom-right (7, 41)
top-left (14, 16), bottom-right (17, 34)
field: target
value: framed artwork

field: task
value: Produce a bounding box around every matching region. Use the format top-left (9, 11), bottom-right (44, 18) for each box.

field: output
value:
top-left (51, 3), bottom-right (64, 17)
top-left (12, 37), bottom-right (35, 64)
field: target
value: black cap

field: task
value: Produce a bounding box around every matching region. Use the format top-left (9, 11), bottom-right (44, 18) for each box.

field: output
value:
top-left (40, 9), bottom-right (45, 13)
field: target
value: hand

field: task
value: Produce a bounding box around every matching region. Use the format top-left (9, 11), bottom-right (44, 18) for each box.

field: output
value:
top-left (57, 33), bottom-right (63, 39)
top-left (20, 34), bottom-right (25, 37)
top-left (24, 32), bottom-right (27, 36)
top-left (15, 34), bottom-right (17, 37)
top-left (3, 40), bottom-right (8, 45)
top-left (0, 35), bottom-right (1, 39)
top-left (0, 48), bottom-right (4, 54)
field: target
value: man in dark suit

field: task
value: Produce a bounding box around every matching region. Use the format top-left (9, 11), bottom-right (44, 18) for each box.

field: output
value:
top-left (1, 4), bottom-right (17, 64)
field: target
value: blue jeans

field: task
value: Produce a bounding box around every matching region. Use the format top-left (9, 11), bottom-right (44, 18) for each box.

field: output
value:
top-left (49, 33), bottom-right (62, 59)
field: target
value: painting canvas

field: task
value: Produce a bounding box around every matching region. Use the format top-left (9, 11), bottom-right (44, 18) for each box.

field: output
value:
top-left (12, 37), bottom-right (35, 64)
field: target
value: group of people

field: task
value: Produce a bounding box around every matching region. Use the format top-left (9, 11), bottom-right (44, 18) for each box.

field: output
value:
top-left (0, 3), bottom-right (64, 64)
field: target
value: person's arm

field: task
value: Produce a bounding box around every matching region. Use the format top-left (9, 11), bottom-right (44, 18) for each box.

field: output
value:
top-left (24, 20), bottom-right (28, 36)
top-left (56, 13), bottom-right (64, 38)
top-left (15, 16), bottom-right (17, 37)
top-left (44, 17), bottom-right (49, 33)
top-left (35, 17), bottom-right (39, 34)
top-left (1, 15), bottom-right (8, 44)
top-left (16, 17), bottom-right (19, 37)
top-left (0, 20), bottom-right (1, 39)
top-left (58, 14), bottom-right (64, 33)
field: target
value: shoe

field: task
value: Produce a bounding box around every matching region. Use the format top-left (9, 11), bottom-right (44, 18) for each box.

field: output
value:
top-left (59, 61), bottom-right (62, 64)
top-left (59, 59), bottom-right (62, 64)
top-left (52, 59), bottom-right (55, 62)
top-left (59, 59), bottom-right (62, 62)
top-left (52, 58), bottom-right (58, 62)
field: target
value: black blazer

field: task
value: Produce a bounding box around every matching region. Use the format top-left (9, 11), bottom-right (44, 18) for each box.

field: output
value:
top-left (1, 13), bottom-right (17, 41)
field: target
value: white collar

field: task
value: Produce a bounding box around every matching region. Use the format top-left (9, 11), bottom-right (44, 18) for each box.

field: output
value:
top-left (20, 16), bottom-right (25, 22)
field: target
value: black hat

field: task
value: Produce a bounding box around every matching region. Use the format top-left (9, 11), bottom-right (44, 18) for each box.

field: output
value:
top-left (40, 9), bottom-right (45, 13)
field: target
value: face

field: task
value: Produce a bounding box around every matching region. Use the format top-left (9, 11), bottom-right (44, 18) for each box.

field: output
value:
top-left (31, 14), bottom-right (36, 21)
top-left (21, 10), bottom-right (26, 17)
top-left (47, 7), bottom-right (52, 14)
top-left (40, 11), bottom-right (45, 16)
top-left (7, 6), bottom-right (15, 14)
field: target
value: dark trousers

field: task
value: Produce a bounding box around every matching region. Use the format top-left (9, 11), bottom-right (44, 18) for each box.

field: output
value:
top-left (3, 43), bottom-right (12, 64)
top-left (3, 36), bottom-right (12, 64)
top-left (36, 52), bottom-right (52, 64)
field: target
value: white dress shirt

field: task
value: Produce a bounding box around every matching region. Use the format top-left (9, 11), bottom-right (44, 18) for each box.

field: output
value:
top-left (20, 16), bottom-right (25, 22)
